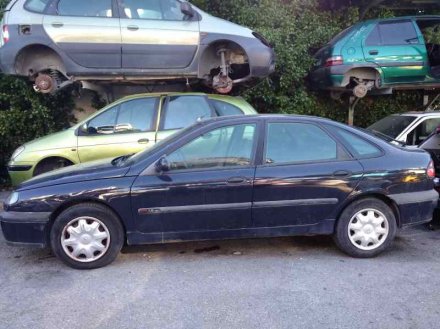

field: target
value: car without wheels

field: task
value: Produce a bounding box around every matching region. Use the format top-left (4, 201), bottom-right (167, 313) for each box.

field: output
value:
top-left (310, 16), bottom-right (440, 98)
top-left (0, 114), bottom-right (437, 269)
top-left (0, 0), bottom-right (275, 94)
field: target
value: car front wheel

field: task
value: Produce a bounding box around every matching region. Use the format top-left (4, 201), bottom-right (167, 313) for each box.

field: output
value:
top-left (50, 203), bottom-right (124, 269)
top-left (333, 198), bottom-right (397, 258)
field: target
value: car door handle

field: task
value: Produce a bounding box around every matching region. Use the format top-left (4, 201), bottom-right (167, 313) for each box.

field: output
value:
top-left (127, 25), bottom-right (139, 31)
top-left (138, 138), bottom-right (150, 144)
top-left (333, 170), bottom-right (352, 177)
top-left (369, 50), bottom-right (379, 55)
top-left (51, 22), bottom-right (64, 28)
top-left (227, 177), bottom-right (247, 184)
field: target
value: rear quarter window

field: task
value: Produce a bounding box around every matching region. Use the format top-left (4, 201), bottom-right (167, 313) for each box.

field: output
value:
top-left (24, 0), bottom-right (51, 13)
top-left (331, 127), bottom-right (382, 159)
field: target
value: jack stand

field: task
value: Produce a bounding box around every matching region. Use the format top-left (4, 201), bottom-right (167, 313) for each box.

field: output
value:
top-left (348, 96), bottom-right (361, 126)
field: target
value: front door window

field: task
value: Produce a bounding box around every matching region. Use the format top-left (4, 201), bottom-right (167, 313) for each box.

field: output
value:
top-left (167, 124), bottom-right (256, 171)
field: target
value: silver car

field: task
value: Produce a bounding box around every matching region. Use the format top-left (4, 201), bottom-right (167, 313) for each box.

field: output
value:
top-left (0, 0), bottom-right (275, 94)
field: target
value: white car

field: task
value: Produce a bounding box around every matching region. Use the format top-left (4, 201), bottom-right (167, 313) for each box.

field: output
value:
top-left (367, 112), bottom-right (440, 146)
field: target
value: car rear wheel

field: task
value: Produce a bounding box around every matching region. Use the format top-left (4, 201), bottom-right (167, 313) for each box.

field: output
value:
top-left (333, 198), bottom-right (397, 258)
top-left (50, 203), bottom-right (124, 269)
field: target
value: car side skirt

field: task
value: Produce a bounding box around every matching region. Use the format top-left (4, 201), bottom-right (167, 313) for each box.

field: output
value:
top-left (126, 219), bottom-right (336, 245)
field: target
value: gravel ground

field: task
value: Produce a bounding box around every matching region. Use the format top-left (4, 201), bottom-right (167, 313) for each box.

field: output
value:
top-left (1, 192), bottom-right (440, 329)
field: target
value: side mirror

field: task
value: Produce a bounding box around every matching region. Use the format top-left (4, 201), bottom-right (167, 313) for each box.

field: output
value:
top-left (155, 156), bottom-right (170, 173)
top-left (180, 2), bottom-right (194, 17)
top-left (436, 126), bottom-right (440, 135)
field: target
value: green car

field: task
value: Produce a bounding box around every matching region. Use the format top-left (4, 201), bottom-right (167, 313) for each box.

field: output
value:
top-left (310, 16), bottom-right (440, 98)
top-left (8, 93), bottom-right (257, 186)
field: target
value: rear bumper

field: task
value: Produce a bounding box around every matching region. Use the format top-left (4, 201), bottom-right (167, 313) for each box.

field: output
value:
top-left (389, 190), bottom-right (439, 227)
top-left (0, 211), bottom-right (51, 247)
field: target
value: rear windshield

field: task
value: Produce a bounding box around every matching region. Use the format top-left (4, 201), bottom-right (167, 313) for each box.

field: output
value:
top-left (328, 25), bottom-right (357, 45)
top-left (367, 115), bottom-right (417, 139)
top-left (24, 0), bottom-right (50, 13)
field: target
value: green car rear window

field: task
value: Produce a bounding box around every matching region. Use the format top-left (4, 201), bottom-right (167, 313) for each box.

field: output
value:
top-left (24, 0), bottom-right (50, 13)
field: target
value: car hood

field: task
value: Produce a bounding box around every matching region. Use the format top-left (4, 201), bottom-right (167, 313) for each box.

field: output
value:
top-left (23, 128), bottom-right (77, 152)
top-left (17, 158), bottom-right (131, 191)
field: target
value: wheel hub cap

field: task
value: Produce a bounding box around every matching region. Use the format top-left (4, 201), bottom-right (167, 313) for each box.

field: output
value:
top-left (61, 217), bottom-right (110, 263)
top-left (347, 209), bottom-right (389, 251)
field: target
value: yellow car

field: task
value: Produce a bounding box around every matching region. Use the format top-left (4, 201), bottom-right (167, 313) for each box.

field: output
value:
top-left (8, 92), bottom-right (257, 185)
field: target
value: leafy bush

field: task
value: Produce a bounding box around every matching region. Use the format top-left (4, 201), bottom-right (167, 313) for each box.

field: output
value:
top-left (0, 76), bottom-right (75, 185)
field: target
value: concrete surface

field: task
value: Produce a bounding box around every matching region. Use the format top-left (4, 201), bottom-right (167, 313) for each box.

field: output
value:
top-left (1, 192), bottom-right (440, 328)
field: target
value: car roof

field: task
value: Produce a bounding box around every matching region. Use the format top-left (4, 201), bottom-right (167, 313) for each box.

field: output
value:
top-left (363, 15), bottom-right (440, 24)
top-left (119, 92), bottom-right (240, 101)
top-left (390, 112), bottom-right (440, 118)
top-left (196, 114), bottom-right (335, 125)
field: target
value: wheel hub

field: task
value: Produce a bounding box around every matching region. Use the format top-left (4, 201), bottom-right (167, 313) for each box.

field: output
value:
top-left (61, 217), bottom-right (110, 263)
top-left (347, 209), bottom-right (389, 251)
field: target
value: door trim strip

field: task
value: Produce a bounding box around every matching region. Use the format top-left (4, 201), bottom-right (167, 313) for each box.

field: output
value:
top-left (138, 202), bottom-right (252, 215)
top-left (253, 198), bottom-right (339, 208)
top-left (138, 198), bottom-right (339, 215)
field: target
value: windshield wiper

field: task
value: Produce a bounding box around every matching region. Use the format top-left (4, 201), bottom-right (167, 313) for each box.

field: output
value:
top-left (111, 154), bottom-right (135, 166)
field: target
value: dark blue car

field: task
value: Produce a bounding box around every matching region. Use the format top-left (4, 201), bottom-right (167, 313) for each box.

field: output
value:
top-left (1, 115), bottom-right (438, 269)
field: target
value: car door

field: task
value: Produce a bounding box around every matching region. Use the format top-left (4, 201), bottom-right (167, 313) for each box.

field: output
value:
top-left (77, 97), bottom-right (159, 163)
top-left (43, 0), bottom-right (121, 69)
top-left (118, 0), bottom-right (200, 69)
top-left (404, 117), bottom-right (440, 145)
top-left (362, 20), bottom-right (428, 83)
top-left (130, 121), bottom-right (259, 235)
top-left (156, 94), bottom-right (215, 142)
top-left (252, 120), bottom-right (364, 229)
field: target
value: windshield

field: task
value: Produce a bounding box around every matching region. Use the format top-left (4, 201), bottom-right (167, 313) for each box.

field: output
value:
top-left (367, 115), bottom-right (417, 139)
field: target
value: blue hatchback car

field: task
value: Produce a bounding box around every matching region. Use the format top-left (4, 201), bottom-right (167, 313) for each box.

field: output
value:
top-left (1, 115), bottom-right (437, 269)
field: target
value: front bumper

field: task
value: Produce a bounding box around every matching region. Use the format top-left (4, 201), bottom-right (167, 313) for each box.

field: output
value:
top-left (7, 161), bottom-right (35, 186)
top-left (0, 211), bottom-right (51, 247)
top-left (389, 190), bottom-right (439, 227)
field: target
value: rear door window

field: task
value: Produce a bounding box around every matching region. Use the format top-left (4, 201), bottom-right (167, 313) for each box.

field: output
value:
top-left (366, 21), bottom-right (418, 46)
top-left (265, 122), bottom-right (339, 164)
top-left (162, 96), bottom-right (213, 130)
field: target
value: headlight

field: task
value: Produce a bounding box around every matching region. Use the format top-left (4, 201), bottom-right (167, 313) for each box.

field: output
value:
top-left (11, 146), bottom-right (25, 160)
top-left (5, 192), bottom-right (19, 205)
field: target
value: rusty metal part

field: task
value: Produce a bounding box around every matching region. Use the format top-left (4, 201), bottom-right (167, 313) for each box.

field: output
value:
top-left (34, 73), bottom-right (55, 93)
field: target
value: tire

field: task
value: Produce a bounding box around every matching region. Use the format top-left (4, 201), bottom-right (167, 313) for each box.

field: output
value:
top-left (50, 203), bottom-right (124, 269)
top-left (333, 198), bottom-right (397, 258)
top-left (34, 158), bottom-right (72, 177)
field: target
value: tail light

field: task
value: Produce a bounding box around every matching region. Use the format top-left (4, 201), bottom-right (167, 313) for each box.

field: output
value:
top-left (427, 160), bottom-right (436, 178)
top-left (325, 55), bottom-right (343, 67)
top-left (2, 25), bottom-right (9, 43)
